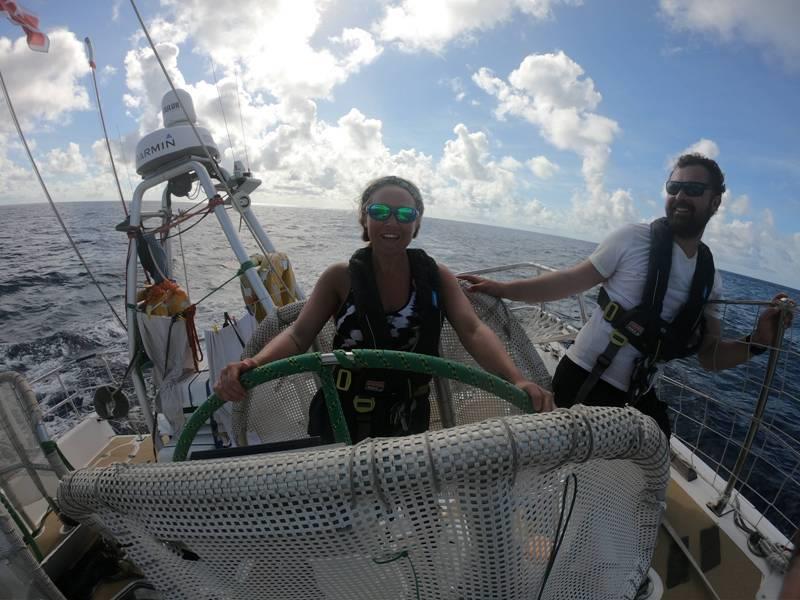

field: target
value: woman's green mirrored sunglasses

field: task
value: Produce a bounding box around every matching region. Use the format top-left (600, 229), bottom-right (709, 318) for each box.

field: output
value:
top-left (366, 203), bottom-right (419, 223)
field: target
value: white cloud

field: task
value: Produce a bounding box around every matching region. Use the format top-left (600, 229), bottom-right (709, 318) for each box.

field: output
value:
top-left (0, 133), bottom-right (32, 192)
top-left (376, 0), bottom-right (581, 53)
top-left (728, 193), bottom-right (749, 216)
top-left (660, 0), bottom-right (800, 69)
top-left (123, 42), bottom-right (186, 134)
top-left (330, 28), bottom-right (384, 73)
top-left (528, 155), bottom-right (559, 179)
top-left (676, 137), bottom-right (720, 161)
top-left (46, 142), bottom-right (88, 175)
top-left (444, 77), bottom-right (466, 102)
top-left (701, 202), bottom-right (800, 283)
top-left (474, 51), bottom-right (634, 233)
top-left (155, 0), bottom-right (381, 100)
top-left (440, 124), bottom-right (492, 181)
top-left (115, 1), bottom-right (386, 183)
top-left (0, 30), bottom-right (90, 129)
top-left (430, 124), bottom-right (563, 228)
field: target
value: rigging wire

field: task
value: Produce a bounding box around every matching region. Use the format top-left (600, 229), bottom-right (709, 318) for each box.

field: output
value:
top-left (234, 66), bottom-right (251, 172)
top-left (163, 209), bottom-right (213, 240)
top-left (114, 123), bottom-right (136, 195)
top-left (176, 220), bottom-right (191, 297)
top-left (0, 69), bottom-right (127, 332)
top-left (84, 37), bottom-right (128, 217)
top-left (210, 59), bottom-right (236, 166)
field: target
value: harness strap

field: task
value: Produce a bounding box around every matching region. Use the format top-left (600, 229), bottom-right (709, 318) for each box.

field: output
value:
top-left (574, 327), bottom-right (628, 405)
top-left (597, 287), bottom-right (653, 355)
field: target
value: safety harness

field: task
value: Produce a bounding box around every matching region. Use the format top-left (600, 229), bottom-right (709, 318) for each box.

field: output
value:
top-left (308, 247), bottom-right (444, 442)
top-left (575, 217), bottom-right (716, 405)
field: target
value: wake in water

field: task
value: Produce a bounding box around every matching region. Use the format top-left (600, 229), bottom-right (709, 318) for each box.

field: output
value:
top-left (0, 319), bottom-right (130, 437)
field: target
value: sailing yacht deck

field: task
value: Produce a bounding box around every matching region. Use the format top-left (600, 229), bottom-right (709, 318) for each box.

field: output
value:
top-left (654, 478), bottom-right (762, 599)
top-left (35, 433), bottom-right (155, 582)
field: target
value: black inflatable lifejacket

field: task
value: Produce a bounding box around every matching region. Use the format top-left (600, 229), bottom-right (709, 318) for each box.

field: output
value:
top-left (308, 247), bottom-right (444, 442)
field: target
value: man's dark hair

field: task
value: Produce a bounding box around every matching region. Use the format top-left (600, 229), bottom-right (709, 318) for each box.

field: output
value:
top-left (673, 153), bottom-right (726, 194)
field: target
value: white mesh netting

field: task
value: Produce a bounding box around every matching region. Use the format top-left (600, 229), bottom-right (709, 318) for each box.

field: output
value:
top-left (234, 290), bottom-right (555, 445)
top-left (58, 406), bottom-right (668, 599)
top-left (0, 372), bottom-right (68, 528)
top-left (0, 504), bottom-right (66, 600)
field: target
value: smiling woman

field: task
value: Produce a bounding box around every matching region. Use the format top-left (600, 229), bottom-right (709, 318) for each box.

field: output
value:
top-left (214, 174), bottom-right (554, 442)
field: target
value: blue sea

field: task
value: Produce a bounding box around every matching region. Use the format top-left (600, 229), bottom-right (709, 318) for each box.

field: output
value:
top-left (0, 201), bottom-right (798, 536)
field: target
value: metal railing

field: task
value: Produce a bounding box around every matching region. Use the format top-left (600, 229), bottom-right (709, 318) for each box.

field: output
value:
top-left (708, 299), bottom-right (789, 514)
top-left (661, 298), bottom-right (798, 540)
top-left (26, 347), bottom-right (150, 435)
top-left (29, 349), bottom-right (122, 421)
top-left (459, 262), bottom-right (590, 326)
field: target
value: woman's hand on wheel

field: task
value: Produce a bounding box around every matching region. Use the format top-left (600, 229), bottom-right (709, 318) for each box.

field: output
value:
top-left (516, 381), bottom-right (555, 413)
top-left (214, 358), bottom-right (259, 402)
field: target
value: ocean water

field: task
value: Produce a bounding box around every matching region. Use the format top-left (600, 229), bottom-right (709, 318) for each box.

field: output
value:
top-left (1, 200), bottom-right (798, 534)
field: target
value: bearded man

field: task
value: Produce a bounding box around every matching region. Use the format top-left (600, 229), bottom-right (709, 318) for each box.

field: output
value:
top-left (459, 153), bottom-right (793, 436)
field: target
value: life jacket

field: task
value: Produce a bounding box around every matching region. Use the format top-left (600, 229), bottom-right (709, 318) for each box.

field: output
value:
top-left (308, 247), bottom-right (443, 443)
top-left (576, 217), bottom-right (716, 404)
top-left (240, 252), bottom-right (299, 321)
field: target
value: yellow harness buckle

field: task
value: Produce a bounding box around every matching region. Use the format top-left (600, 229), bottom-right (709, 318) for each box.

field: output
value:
top-left (604, 301), bottom-right (620, 322)
top-left (335, 368), bottom-right (353, 391)
top-left (610, 330), bottom-right (628, 347)
top-left (353, 396), bottom-right (376, 413)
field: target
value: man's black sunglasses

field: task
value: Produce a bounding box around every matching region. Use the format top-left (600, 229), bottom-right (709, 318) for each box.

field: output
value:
top-left (665, 180), bottom-right (713, 197)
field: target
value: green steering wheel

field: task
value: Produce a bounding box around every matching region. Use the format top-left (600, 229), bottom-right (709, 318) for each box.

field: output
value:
top-left (173, 349), bottom-right (533, 462)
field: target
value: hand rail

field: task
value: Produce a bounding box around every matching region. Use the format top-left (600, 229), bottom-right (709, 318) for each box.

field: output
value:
top-left (458, 261), bottom-right (590, 324)
top-left (709, 301), bottom-right (790, 515)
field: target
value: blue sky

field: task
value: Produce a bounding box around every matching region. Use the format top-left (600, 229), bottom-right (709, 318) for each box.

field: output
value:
top-left (1, 0), bottom-right (799, 287)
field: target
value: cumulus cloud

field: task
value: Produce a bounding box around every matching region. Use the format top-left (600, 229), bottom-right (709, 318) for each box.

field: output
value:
top-left (475, 51), bottom-right (634, 233)
top-left (528, 155), bottom-right (559, 179)
top-left (0, 30), bottom-right (90, 128)
top-left (672, 137), bottom-right (720, 163)
top-left (701, 202), bottom-right (800, 282)
top-left (440, 124), bottom-right (492, 181)
top-left (0, 133), bottom-right (33, 195)
top-left (117, 0), bottom-right (386, 179)
top-left (660, 0), bottom-right (800, 69)
top-left (46, 142), bottom-right (88, 175)
top-left (111, 2), bottom-right (577, 232)
top-left (376, 0), bottom-right (582, 53)
top-left (123, 42), bottom-right (186, 134)
top-left (155, 0), bottom-right (382, 100)
top-left (427, 123), bottom-right (566, 229)
top-left (728, 193), bottom-right (750, 216)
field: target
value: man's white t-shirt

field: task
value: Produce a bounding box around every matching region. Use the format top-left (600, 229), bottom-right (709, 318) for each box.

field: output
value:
top-left (566, 223), bottom-right (723, 391)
